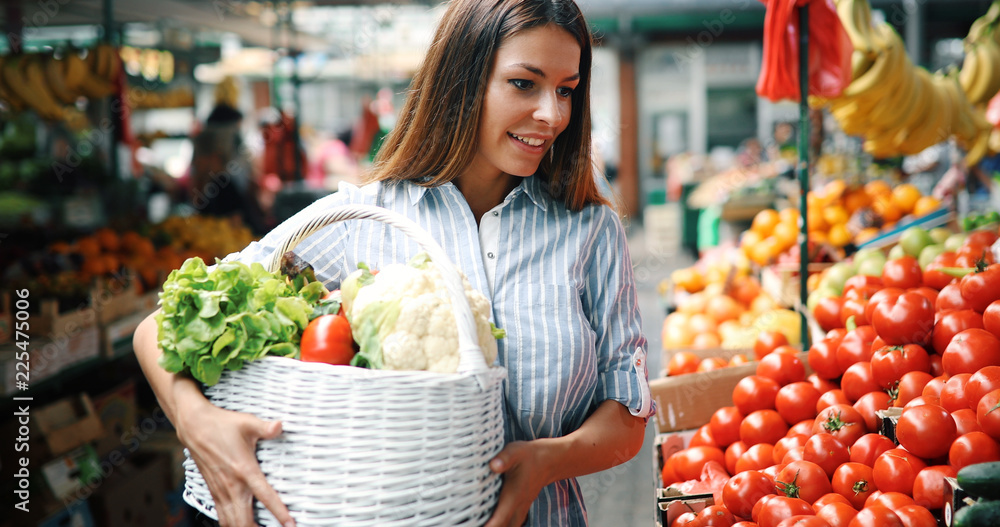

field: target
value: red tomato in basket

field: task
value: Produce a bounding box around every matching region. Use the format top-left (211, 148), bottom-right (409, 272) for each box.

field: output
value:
top-left (300, 314), bottom-right (355, 365)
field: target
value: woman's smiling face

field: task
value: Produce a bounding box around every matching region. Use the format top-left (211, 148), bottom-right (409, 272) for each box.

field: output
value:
top-left (468, 24), bottom-right (582, 181)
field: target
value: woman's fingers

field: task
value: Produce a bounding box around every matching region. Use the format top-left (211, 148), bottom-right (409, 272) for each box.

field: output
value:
top-left (246, 468), bottom-right (295, 527)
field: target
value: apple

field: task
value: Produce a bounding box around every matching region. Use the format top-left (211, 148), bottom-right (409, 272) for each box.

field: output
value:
top-left (944, 233), bottom-right (968, 252)
top-left (918, 243), bottom-right (946, 269)
top-left (854, 247), bottom-right (887, 277)
top-left (929, 227), bottom-right (952, 244)
top-left (888, 244), bottom-right (906, 260)
top-left (822, 261), bottom-right (857, 295)
top-left (807, 286), bottom-right (841, 313)
top-left (899, 226), bottom-right (934, 258)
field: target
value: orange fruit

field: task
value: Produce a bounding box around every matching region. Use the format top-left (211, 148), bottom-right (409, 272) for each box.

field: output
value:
top-left (741, 229), bottom-right (764, 249)
top-left (751, 209), bottom-right (781, 236)
top-left (678, 292), bottom-right (709, 315)
top-left (707, 295), bottom-right (745, 323)
top-left (807, 212), bottom-right (828, 232)
top-left (779, 208), bottom-right (800, 226)
top-left (843, 188), bottom-right (872, 214)
top-left (865, 180), bottom-right (892, 198)
top-left (873, 198), bottom-right (902, 224)
top-left (912, 195), bottom-right (941, 217)
top-left (689, 313), bottom-right (718, 334)
top-left (667, 350), bottom-right (700, 374)
top-left (95, 228), bottom-right (121, 253)
top-left (891, 184), bottom-right (921, 214)
top-left (773, 222), bottom-right (799, 251)
top-left (808, 230), bottom-right (829, 245)
top-left (822, 206), bottom-right (850, 228)
top-left (75, 236), bottom-right (101, 257)
top-left (855, 227), bottom-right (881, 245)
top-left (49, 241), bottom-right (72, 254)
top-left (828, 223), bottom-right (852, 247)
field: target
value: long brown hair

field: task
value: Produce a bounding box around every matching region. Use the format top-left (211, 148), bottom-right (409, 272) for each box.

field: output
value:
top-left (365, 0), bottom-right (607, 211)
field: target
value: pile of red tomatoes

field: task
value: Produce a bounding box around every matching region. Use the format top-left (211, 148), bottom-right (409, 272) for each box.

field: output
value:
top-left (660, 232), bottom-right (1000, 527)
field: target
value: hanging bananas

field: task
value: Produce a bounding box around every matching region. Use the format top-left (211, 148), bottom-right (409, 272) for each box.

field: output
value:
top-left (816, 0), bottom-right (996, 165)
top-left (0, 43), bottom-right (120, 121)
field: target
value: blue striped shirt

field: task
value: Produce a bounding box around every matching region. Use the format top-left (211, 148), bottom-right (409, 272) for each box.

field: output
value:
top-left (226, 175), bottom-right (652, 526)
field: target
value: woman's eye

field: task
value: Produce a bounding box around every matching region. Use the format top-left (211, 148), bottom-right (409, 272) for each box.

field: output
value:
top-left (557, 87), bottom-right (575, 98)
top-left (509, 79), bottom-right (533, 90)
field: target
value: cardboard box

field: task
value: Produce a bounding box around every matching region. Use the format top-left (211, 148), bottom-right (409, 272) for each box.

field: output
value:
top-left (943, 476), bottom-right (977, 527)
top-left (652, 432), bottom-right (715, 527)
top-left (89, 454), bottom-right (171, 527)
top-left (877, 407), bottom-right (903, 445)
top-left (33, 295), bottom-right (98, 342)
top-left (91, 381), bottom-right (138, 458)
top-left (40, 444), bottom-right (101, 503)
top-left (1, 326), bottom-right (102, 396)
top-left (100, 310), bottom-right (149, 359)
top-left (33, 394), bottom-right (106, 457)
top-left (651, 362), bottom-right (757, 433)
top-left (94, 272), bottom-right (143, 326)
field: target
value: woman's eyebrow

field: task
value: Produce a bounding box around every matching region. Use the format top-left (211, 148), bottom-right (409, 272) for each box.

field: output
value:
top-left (510, 62), bottom-right (580, 82)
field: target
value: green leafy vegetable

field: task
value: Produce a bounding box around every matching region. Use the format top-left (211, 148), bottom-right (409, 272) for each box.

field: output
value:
top-left (155, 257), bottom-right (318, 385)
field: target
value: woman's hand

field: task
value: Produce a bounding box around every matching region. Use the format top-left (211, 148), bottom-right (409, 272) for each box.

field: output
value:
top-left (175, 392), bottom-right (295, 527)
top-left (483, 440), bottom-right (553, 527)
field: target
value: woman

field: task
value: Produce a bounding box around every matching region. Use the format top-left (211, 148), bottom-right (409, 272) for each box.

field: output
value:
top-left (132, 1), bottom-right (652, 525)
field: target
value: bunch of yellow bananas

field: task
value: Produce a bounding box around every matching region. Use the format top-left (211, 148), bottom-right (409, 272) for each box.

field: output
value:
top-left (960, 1), bottom-right (1000, 107)
top-left (0, 44), bottom-right (120, 122)
top-left (813, 0), bottom-right (993, 165)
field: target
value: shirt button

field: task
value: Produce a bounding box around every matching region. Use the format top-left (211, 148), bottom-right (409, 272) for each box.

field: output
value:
top-left (492, 211), bottom-right (499, 217)
top-left (487, 252), bottom-right (495, 259)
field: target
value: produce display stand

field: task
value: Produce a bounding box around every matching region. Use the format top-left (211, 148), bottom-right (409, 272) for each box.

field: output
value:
top-left (796, 3), bottom-right (811, 349)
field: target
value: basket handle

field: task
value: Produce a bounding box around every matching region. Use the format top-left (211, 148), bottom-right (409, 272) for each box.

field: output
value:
top-left (263, 204), bottom-right (489, 375)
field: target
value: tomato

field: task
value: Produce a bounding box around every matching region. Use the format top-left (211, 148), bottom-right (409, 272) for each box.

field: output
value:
top-left (789, 419), bottom-right (817, 437)
top-left (299, 313), bottom-right (355, 365)
top-left (966, 365), bottom-right (1000, 410)
top-left (668, 351), bottom-right (701, 375)
top-left (690, 424), bottom-right (717, 448)
top-left (774, 435), bottom-right (810, 465)
top-left (809, 373), bottom-right (840, 394)
top-left (949, 431), bottom-right (1000, 471)
top-left (725, 441), bottom-right (749, 474)
top-left (733, 375), bottom-right (781, 415)
top-left (853, 391), bottom-right (892, 433)
top-left (781, 446), bottom-right (807, 465)
top-left (696, 504), bottom-right (734, 526)
top-left (870, 345), bottom-right (931, 389)
top-left (710, 406), bottom-right (745, 447)
top-left (959, 263), bottom-right (1000, 313)
top-left (955, 243), bottom-right (996, 265)
top-left (904, 396), bottom-right (937, 409)
top-left (936, 283), bottom-right (973, 312)
top-left (966, 230), bottom-right (1000, 246)
top-left (775, 516), bottom-right (830, 527)
top-left (757, 496), bottom-right (815, 527)
top-left (758, 353), bottom-right (807, 387)
top-left (942, 328), bottom-right (1000, 376)
top-left (850, 434), bottom-right (896, 467)
top-left (774, 382), bottom-right (821, 425)
top-left (985, 300), bottom-right (1000, 340)
top-left (816, 502), bottom-right (857, 527)
top-left (802, 433), bottom-right (849, 478)
top-left (724, 469), bottom-right (775, 519)
top-left (883, 257), bottom-right (923, 289)
top-left (671, 511), bottom-right (697, 526)
top-left (730, 354), bottom-right (752, 367)
top-left (872, 292), bottom-right (935, 347)
top-left (873, 448), bottom-right (927, 495)
top-left (871, 491), bottom-right (915, 511)
top-left (741, 409), bottom-right (789, 446)
top-left (831, 462), bottom-right (874, 509)
top-left (662, 453), bottom-right (680, 485)
top-left (921, 376), bottom-right (947, 400)
top-left (928, 353), bottom-right (944, 377)
top-left (815, 296), bottom-right (846, 332)
top-left (895, 404), bottom-right (957, 460)
top-left (840, 362), bottom-right (880, 403)
top-left (841, 298), bottom-right (870, 327)
top-left (922, 251), bottom-right (959, 290)
top-left (849, 505), bottom-right (903, 527)
top-left (893, 371), bottom-right (934, 408)
top-left (737, 443), bottom-right (777, 473)
top-left (816, 390), bottom-right (851, 413)
top-left (774, 345), bottom-right (803, 355)
top-left (754, 494), bottom-right (779, 524)
top-left (893, 504), bottom-right (938, 527)
top-left (977, 388), bottom-right (1000, 441)
top-left (756, 329), bottom-right (791, 360)
top-left (931, 310), bottom-right (983, 354)
top-left (809, 337), bottom-right (844, 380)
top-left (698, 357), bottom-right (729, 372)
top-left (814, 404), bottom-right (866, 446)
top-left (733, 522), bottom-right (757, 527)
top-left (865, 288), bottom-right (904, 326)
top-left (813, 492), bottom-right (852, 513)
top-left (911, 465), bottom-right (956, 510)
top-left (952, 408), bottom-right (982, 435)
top-left (940, 373), bottom-right (973, 413)
top-left (669, 446), bottom-right (727, 481)
top-left (836, 325), bottom-right (878, 372)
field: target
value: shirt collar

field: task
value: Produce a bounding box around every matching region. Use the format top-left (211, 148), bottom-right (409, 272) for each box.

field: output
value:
top-left (406, 176), bottom-right (549, 211)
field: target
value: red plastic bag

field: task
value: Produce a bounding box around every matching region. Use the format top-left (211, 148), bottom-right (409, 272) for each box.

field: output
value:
top-left (757, 0), bottom-right (853, 102)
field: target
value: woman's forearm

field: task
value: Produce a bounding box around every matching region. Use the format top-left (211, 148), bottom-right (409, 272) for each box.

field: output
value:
top-left (539, 399), bottom-right (646, 485)
top-left (132, 313), bottom-right (207, 427)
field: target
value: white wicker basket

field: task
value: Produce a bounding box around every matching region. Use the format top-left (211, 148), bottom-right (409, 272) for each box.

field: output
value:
top-left (181, 205), bottom-right (507, 526)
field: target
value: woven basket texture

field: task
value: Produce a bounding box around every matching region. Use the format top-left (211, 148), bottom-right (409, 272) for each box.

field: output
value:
top-left (180, 205), bottom-right (507, 526)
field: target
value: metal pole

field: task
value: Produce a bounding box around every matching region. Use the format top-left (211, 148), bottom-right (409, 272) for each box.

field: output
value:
top-left (104, 0), bottom-right (120, 181)
top-left (798, 2), bottom-right (811, 350)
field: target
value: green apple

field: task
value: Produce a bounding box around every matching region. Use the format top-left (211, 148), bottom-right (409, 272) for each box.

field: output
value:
top-left (945, 233), bottom-right (968, 252)
top-left (918, 243), bottom-right (946, 269)
top-left (807, 286), bottom-right (841, 313)
top-left (929, 227), bottom-right (952, 244)
top-left (823, 262), bottom-right (856, 295)
top-left (888, 244), bottom-right (906, 260)
top-left (899, 226), bottom-right (934, 258)
top-left (857, 254), bottom-right (886, 277)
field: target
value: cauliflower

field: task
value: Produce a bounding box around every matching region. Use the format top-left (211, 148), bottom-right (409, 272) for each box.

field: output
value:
top-left (340, 253), bottom-right (503, 373)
